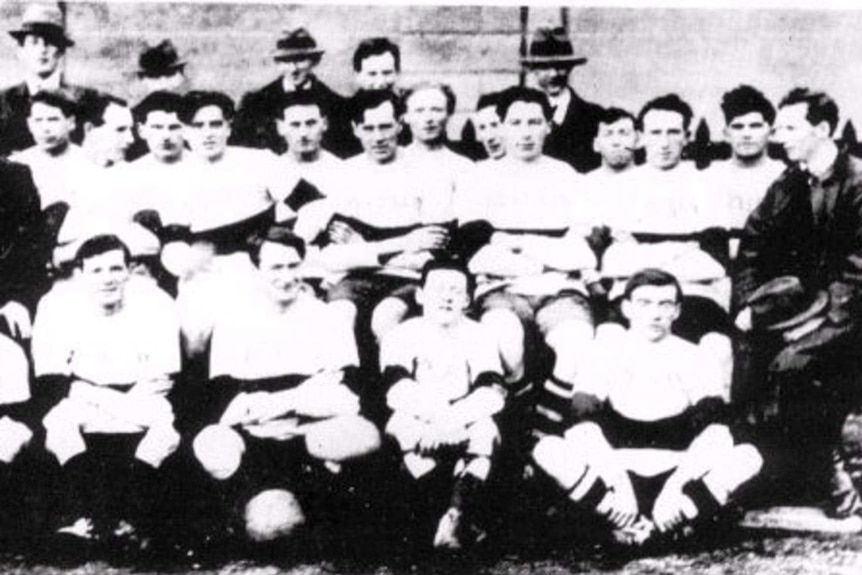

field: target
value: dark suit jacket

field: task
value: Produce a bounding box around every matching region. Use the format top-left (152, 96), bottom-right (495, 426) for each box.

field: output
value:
top-left (230, 75), bottom-right (354, 158)
top-left (0, 159), bottom-right (49, 313)
top-left (0, 81), bottom-right (100, 158)
top-left (544, 87), bottom-right (603, 174)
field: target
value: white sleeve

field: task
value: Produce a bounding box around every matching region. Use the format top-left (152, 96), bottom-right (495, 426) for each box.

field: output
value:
top-left (31, 291), bottom-right (75, 378)
top-left (322, 306), bottom-right (360, 371)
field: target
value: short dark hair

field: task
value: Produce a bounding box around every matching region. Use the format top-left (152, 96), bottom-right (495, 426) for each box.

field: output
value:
top-left (132, 91), bottom-right (184, 125)
top-left (74, 234), bottom-right (131, 268)
top-left (637, 94), bottom-right (693, 132)
top-left (249, 225), bottom-right (306, 266)
top-left (276, 90), bottom-right (327, 119)
top-left (475, 91), bottom-right (503, 113)
top-left (352, 37), bottom-right (401, 73)
top-left (600, 106), bottom-right (636, 127)
top-left (28, 90), bottom-right (77, 118)
top-left (496, 86), bottom-right (552, 123)
top-left (622, 268), bottom-right (682, 303)
top-left (420, 259), bottom-right (475, 296)
top-left (403, 83), bottom-right (456, 116)
top-left (349, 89), bottom-right (403, 125)
top-left (179, 90), bottom-right (235, 125)
top-left (80, 92), bottom-right (128, 127)
top-left (721, 85), bottom-right (775, 125)
top-left (778, 87), bottom-right (839, 135)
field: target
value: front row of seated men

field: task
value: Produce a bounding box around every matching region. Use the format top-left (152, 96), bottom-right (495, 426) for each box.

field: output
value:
top-left (0, 223), bottom-right (764, 552)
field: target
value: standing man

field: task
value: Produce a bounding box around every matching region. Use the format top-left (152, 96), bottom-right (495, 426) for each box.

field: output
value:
top-left (521, 27), bottom-right (603, 174)
top-left (353, 37), bottom-right (401, 93)
top-left (136, 39), bottom-right (188, 96)
top-left (734, 88), bottom-right (862, 519)
top-left (232, 28), bottom-right (349, 157)
top-left (1, 3), bottom-right (98, 157)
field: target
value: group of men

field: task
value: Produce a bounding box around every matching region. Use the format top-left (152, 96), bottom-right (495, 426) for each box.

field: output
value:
top-left (1, 2), bottom-right (861, 555)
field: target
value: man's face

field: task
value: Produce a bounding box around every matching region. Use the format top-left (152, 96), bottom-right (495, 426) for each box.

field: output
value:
top-left (404, 87), bottom-right (448, 145)
top-left (19, 34), bottom-right (61, 79)
top-left (27, 102), bottom-right (74, 152)
top-left (139, 110), bottom-right (184, 163)
top-left (353, 101), bottom-right (400, 164)
top-left (531, 64), bottom-right (572, 98)
top-left (355, 52), bottom-right (398, 91)
top-left (417, 269), bottom-right (470, 327)
top-left (622, 284), bottom-right (680, 342)
top-left (503, 101), bottom-right (550, 162)
top-left (140, 72), bottom-right (186, 94)
top-left (80, 249), bottom-right (130, 309)
top-left (641, 109), bottom-right (688, 170)
top-left (594, 117), bottom-right (637, 170)
top-left (277, 104), bottom-right (327, 159)
top-left (474, 106), bottom-right (505, 160)
top-left (88, 103), bottom-right (135, 164)
top-left (277, 57), bottom-right (315, 89)
top-left (257, 242), bottom-right (303, 306)
top-left (185, 105), bottom-right (231, 162)
top-left (773, 103), bottom-right (826, 164)
top-left (725, 111), bottom-right (771, 161)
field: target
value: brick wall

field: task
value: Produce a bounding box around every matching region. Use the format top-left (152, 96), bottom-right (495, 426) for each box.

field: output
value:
top-left (3, 2), bottom-right (862, 138)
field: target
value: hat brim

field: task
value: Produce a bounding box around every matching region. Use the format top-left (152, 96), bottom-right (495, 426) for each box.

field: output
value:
top-left (765, 290), bottom-right (830, 332)
top-left (272, 48), bottom-right (325, 61)
top-left (136, 62), bottom-right (187, 78)
top-left (9, 28), bottom-right (74, 48)
top-left (521, 55), bottom-right (587, 67)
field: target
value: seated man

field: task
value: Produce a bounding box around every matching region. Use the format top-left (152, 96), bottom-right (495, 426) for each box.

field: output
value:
top-left (533, 269), bottom-right (762, 546)
top-left (458, 87), bottom-right (597, 438)
top-left (380, 260), bottom-right (506, 549)
top-left (192, 226), bottom-right (379, 543)
top-left (32, 234), bottom-right (181, 541)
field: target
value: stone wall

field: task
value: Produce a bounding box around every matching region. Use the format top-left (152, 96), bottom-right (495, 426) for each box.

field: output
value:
top-left (3, 2), bottom-right (862, 137)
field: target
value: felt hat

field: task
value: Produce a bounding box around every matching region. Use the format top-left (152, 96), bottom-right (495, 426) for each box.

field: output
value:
top-left (137, 39), bottom-right (186, 78)
top-left (8, 3), bottom-right (74, 49)
top-left (521, 27), bottom-right (587, 68)
top-left (272, 28), bottom-right (324, 61)
top-left (747, 276), bottom-right (829, 332)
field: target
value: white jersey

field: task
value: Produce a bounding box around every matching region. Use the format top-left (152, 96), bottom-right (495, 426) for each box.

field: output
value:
top-left (580, 329), bottom-right (724, 422)
top-left (702, 158), bottom-right (785, 230)
top-left (10, 144), bottom-right (93, 209)
top-left (209, 287), bottom-right (358, 381)
top-left (380, 316), bottom-right (502, 405)
top-left (32, 277), bottom-right (180, 386)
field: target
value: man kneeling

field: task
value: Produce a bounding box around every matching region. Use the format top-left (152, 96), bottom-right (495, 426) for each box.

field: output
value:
top-left (532, 268), bottom-right (761, 546)
top-left (192, 226), bottom-right (379, 543)
top-left (380, 261), bottom-right (506, 549)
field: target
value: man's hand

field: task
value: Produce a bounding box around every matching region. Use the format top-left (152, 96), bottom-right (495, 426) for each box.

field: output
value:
top-left (401, 226), bottom-right (449, 253)
top-left (328, 221), bottom-right (365, 245)
top-left (734, 306), bottom-right (753, 332)
top-left (652, 484), bottom-right (698, 533)
top-left (0, 301), bottom-right (32, 340)
top-left (596, 478), bottom-right (639, 529)
top-left (416, 421), bottom-right (468, 456)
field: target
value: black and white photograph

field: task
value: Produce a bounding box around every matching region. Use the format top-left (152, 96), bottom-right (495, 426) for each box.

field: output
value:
top-left (1, 0), bottom-right (862, 573)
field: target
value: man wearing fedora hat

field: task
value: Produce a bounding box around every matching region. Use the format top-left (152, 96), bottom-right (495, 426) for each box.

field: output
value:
top-left (1, 2), bottom-right (98, 158)
top-left (733, 88), bottom-right (862, 519)
top-left (136, 39), bottom-right (187, 95)
top-left (521, 27), bottom-right (603, 174)
top-left (232, 28), bottom-right (350, 158)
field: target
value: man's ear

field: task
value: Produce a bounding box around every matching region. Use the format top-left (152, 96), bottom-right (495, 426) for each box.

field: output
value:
top-left (414, 286), bottom-right (425, 308)
top-left (83, 120), bottom-right (95, 134)
top-left (620, 298), bottom-right (632, 322)
top-left (351, 121), bottom-right (361, 139)
top-left (672, 302), bottom-right (682, 322)
top-left (814, 120), bottom-right (832, 139)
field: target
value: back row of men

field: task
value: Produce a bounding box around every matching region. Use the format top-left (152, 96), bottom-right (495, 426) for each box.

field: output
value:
top-left (0, 3), bottom-right (860, 553)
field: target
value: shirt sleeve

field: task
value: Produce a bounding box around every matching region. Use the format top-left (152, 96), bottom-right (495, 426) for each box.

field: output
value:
top-left (321, 305), bottom-right (360, 371)
top-left (31, 289), bottom-right (75, 378)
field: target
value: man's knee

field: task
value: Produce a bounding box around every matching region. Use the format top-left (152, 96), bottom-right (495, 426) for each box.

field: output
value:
top-left (192, 424), bottom-right (245, 480)
top-left (465, 418), bottom-right (499, 458)
top-left (244, 488), bottom-right (305, 542)
top-left (304, 416), bottom-right (381, 462)
top-left (481, 307), bottom-right (525, 380)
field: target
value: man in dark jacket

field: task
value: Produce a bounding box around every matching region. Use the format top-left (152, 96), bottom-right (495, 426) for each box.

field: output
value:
top-left (521, 27), bottom-right (603, 174)
top-left (733, 88), bottom-right (862, 519)
top-left (231, 28), bottom-right (350, 158)
top-left (0, 3), bottom-right (98, 157)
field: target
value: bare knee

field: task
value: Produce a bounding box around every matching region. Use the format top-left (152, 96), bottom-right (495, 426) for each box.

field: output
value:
top-left (193, 424), bottom-right (245, 480)
top-left (305, 416), bottom-right (381, 462)
top-left (244, 489), bottom-right (305, 542)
